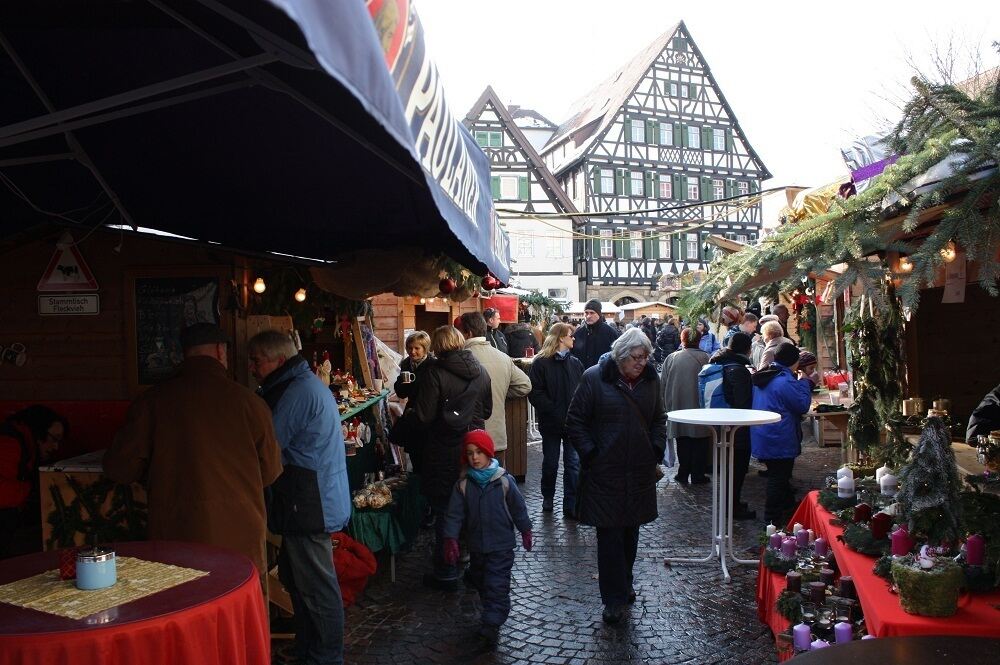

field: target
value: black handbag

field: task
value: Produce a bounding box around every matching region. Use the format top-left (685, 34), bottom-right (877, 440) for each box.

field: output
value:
top-left (266, 464), bottom-right (325, 535)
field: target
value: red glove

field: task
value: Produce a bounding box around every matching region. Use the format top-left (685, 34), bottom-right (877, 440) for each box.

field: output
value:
top-left (521, 531), bottom-right (533, 552)
top-left (443, 538), bottom-right (460, 565)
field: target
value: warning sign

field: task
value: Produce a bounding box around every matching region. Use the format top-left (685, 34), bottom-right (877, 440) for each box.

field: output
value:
top-left (37, 244), bottom-right (99, 292)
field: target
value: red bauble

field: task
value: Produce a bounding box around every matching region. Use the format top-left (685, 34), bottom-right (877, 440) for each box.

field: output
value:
top-left (471, 290), bottom-right (480, 298)
top-left (481, 275), bottom-right (501, 291)
top-left (439, 277), bottom-right (456, 294)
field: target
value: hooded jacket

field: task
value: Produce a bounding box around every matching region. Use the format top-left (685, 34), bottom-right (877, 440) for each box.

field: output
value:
top-left (654, 323), bottom-right (680, 362)
top-left (410, 349), bottom-right (492, 498)
top-left (571, 319), bottom-right (621, 369)
top-left (464, 338), bottom-right (531, 452)
top-left (442, 466), bottom-right (532, 553)
top-left (699, 350), bottom-right (753, 447)
top-left (697, 319), bottom-right (721, 354)
top-left (565, 355), bottom-right (666, 528)
top-left (528, 351), bottom-right (584, 435)
top-left (750, 363), bottom-right (813, 460)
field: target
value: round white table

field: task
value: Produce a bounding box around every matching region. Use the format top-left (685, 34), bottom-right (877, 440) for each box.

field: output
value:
top-left (664, 408), bottom-right (780, 583)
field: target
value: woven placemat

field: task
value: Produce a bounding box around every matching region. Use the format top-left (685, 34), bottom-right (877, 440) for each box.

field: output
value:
top-left (0, 556), bottom-right (209, 620)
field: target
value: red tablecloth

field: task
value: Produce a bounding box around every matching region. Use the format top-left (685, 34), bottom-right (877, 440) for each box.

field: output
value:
top-left (757, 491), bottom-right (1000, 659)
top-left (0, 541), bottom-right (269, 665)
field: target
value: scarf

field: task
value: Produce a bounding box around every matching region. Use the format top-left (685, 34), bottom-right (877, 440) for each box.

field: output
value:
top-left (467, 459), bottom-right (500, 488)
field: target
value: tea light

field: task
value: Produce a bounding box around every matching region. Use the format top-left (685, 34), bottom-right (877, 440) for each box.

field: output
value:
top-left (814, 537), bottom-right (828, 557)
top-left (875, 465), bottom-right (891, 482)
top-left (781, 537), bottom-right (797, 558)
top-left (837, 475), bottom-right (855, 498)
top-left (966, 533), bottom-right (986, 566)
top-left (880, 472), bottom-right (898, 497)
top-left (793, 623), bottom-right (812, 651)
top-left (785, 570), bottom-right (802, 593)
top-left (836, 466), bottom-right (854, 480)
top-left (862, 634), bottom-right (876, 640)
top-left (766, 524), bottom-right (776, 537)
top-left (809, 581), bottom-right (826, 604)
top-left (796, 529), bottom-right (810, 548)
top-left (835, 621), bottom-right (853, 644)
top-left (769, 532), bottom-right (783, 549)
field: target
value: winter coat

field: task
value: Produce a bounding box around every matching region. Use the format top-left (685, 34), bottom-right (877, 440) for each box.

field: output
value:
top-left (258, 355), bottom-right (352, 535)
top-left (105, 356), bottom-right (283, 573)
top-left (410, 349), bottom-right (492, 498)
top-left (967, 383), bottom-right (1000, 444)
top-left (698, 327), bottom-right (721, 355)
top-left (486, 327), bottom-right (509, 355)
top-left (442, 467), bottom-right (531, 553)
top-left (0, 420), bottom-right (34, 510)
top-left (750, 363), bottom-right (813, 460)
top-left (699, 350), bottom-right (753, 447)
top-left (661, 347), bottom-right (711, 439)
top-left (464, 338), bottom-right (531, 452)
top-left (654, 324), bottom-right (680, 362)
top-left (528, 351), bottom-right (584, 436)
top-left (506, 324), bottom-right (540, 359)
top-left (393, 355), bottom-right (434, 401)
top-left (721, 324), bottom-right (741, 348)
top-left (565, 355), bottom-right (667, 528)
top-left (571, 320), bottom-right (621, 369)
top-left (757, 335), bottom-right (794, 370)
top-left (390, 356), bottom-right (435, 453)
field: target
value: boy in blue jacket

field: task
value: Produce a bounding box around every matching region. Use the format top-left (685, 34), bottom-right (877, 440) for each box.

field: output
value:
top-left (751, 342), bottom-right (814, 524)
top-left (442, 429), bottom-right (533, 647)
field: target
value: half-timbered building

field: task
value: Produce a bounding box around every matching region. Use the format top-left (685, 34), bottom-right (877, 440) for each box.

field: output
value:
top-left (541, 21), bottom-right (770, 304)
top-left (464, 87), bottom-right (579, 300)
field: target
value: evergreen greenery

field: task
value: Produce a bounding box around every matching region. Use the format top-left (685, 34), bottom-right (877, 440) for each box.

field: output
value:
top-left (897, 417), bottom-right (963, 547)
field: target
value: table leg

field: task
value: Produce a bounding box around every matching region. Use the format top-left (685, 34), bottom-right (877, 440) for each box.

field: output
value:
top-left (727, 425), bottom-right (759, 566)
top-left (665, 427), bottom-right (720, 566)
top-left (717, 426), bottom-right (731, 583)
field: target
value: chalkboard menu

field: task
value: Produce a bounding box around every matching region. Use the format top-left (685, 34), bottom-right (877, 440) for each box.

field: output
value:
top-left (134, 276), bottom-right (220, 385)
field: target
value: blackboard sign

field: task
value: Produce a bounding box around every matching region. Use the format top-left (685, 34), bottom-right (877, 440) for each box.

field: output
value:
top-left (134, 276), bottom-right (220, 385)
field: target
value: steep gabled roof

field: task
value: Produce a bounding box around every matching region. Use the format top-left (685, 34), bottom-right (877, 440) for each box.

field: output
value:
top-left (541, 21), bottom-right (771, 179)
top-left (464, 86), bottom-right (581, 221)
top-left (508, 105), bottom-right (558, 130)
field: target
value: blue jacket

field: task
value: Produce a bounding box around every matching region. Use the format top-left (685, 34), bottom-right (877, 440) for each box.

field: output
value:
top-left (261, 355), bottom-right (351, 533)
top-left (698, 322), bottom-right (720, 354)
top-left (750, 363), bottom-right (813, 460)
top-left (442, 467), bottom-right (532, 553)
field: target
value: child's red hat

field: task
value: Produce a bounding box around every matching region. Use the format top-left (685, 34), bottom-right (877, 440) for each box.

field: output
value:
top-left (463, 429), bottom-right (495, 459)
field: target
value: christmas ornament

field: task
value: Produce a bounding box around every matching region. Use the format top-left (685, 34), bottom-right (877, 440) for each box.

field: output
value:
top-left (439, 277), bottom-right (456, 294)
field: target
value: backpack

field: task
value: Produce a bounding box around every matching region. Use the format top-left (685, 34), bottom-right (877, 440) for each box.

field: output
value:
top-left (698, 363), bottom-right (728, 409)
top-left (441, 377), bottom-right (480, 430)
top-left (458, 473), bottom-right (514, 525)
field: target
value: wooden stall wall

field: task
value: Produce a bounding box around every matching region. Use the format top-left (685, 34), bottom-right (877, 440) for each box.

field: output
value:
top-left (371, 295), bottom-right (482, 354)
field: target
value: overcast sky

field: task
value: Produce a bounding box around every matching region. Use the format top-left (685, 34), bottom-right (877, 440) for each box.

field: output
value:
top-left (414, 0), bottom-right (998, 197)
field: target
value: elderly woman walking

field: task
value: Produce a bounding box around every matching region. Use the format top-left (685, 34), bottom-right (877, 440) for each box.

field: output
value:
top-left (565, 328), bottom-right (666, 624)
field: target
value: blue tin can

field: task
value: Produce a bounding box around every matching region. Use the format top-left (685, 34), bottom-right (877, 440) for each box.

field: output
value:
top-left (75, 548), bottom-right (117, 590)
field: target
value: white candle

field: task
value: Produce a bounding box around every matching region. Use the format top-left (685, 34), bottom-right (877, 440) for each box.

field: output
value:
top-left (875, 465), bottom-right (891, 482)
top-left (880, 472), bottom-right (898, 497)
top-left (793, 522), bottom-right (804, 535)
top-left (836, 466), bottom-right (854, 480)
top-left (766, 524), bottom-right (776, 537)
top-left (807, 529), bottom-right (815, 545)
top-left (837, 476), bottom-right (855, 498)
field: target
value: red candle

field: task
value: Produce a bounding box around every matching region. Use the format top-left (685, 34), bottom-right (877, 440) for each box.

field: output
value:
top-left (853, 503), bottom-right (872, 524)
top-left (870, 512), bottom-right (892, 540)
top-left (785, 570), bottom-right (802, 593)
top-left (966, 534), bottom-right (986, 566)
top-left (809, 581), bottom-right (827, 604)
top-left (890, 524), bottom-right (915, 556)
top-left (838, 576), bottom-right (856, 600)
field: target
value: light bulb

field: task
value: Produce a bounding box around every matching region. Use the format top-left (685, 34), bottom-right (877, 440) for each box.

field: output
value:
top-left (253, 277), bottom-right (266, 294)
top-left (898, 256), bottom-right (913, 273)
top-left (419, 297), bottom-right (426, 304)
top-left (940, 241), bottom-right (957, 263)
top-left (294, 288), bottom-right (307, 302)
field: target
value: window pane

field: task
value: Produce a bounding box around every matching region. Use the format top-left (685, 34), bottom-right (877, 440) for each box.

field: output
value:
top-left (601, 169), bottom-right (614, 193)
top-left (738, 181), bottom-right (750, 196)
top-left (687, 126), bottom-right (700, 149)
top-left (489, 132), bottom-right (502, 147)
top-left (599, 229), bottom-right (613, 258)
top-left (687, 180), bottom-right (699, 200)
top-left (659, 122), bottom-right (673, 145)
top-left (658, 175), bottom-right (672, 199)
top-left (686, 233), bottom-right (698, 257)
top-left (680, 84), bottom-right (689, 98)
top-left (475, 132), bottom-right (489, 147)
top-left (669, 82), bottom-right (678, 96)
top-left (516, 237), bottom-right (533, 257)
top-left (630, 171), bottom-right (644, 196)
top-left (713, 179), bottom-right (724, 199)
top-left (659, 238), bottom-right (670, 258)
top-left (630, 231), bottom-right (643, 258)
top-left (631, 119), bottom-right (645, 143)
top-left (713, 129), bottom-right (726, 151)
top-left (737, 234), bottom-right (748, 244)
top-left (500, 176), bottom-right (518, 199)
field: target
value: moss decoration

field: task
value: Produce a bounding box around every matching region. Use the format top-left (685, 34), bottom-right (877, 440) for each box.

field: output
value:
top-left (891, 556), bottom-right (964, 617)
top-left (958, 490), bottom-right (1000, 589)
top-left (762, 548), bottom-right (799, 574)
top-left (873, 554), bottom-right (894, 580)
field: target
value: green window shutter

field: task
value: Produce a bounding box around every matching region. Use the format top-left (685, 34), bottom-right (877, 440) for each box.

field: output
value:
top-left (671, 234), bottom-right (680, 260)
top-left (518, 176), bottom-right (529, 201)
top-left (725, 128), bottom-right (734, 152)
top-left (615, 169), bottom-right (626, 195)
top-left (726, 179), bottom-right (736, 199)
top-left (591, 167), bottom-right (600, 195)
top-left (750, 180), bottom-right (760, 194)
top-left (701, 127), bottom-right (713, 150)
top-left (676, 123), bottom-right (686, 147)
top-left (646, 119), bottom-right (657, 145)
top-left (614, 230), bottom-right (625, 258)
top-left (689, 84), bottom-right (698, 99)
top-left (490, 176), bottom-right (500, 199)
top-left (645, 172), bottom-right (655, 198)
top-left (672, 173), bottom-right (681, 200)
top-left (679, 234), bottom-right (687, 260)
top-left (679, 175), bottom-right (688, 200)
top-left (622, 231), bottom-right (631, 259)
top-left (647, 232), bottom-right (657, 259)
top-left (591, 231), bottom-right (601, 259)
top-left (701, 176), bottom-right (712, 201)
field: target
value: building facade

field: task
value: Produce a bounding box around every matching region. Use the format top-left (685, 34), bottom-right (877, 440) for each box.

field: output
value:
top-left (464, 87), bottom-right (579, 301)
top-left (540, 21), bottom-right (770, 303)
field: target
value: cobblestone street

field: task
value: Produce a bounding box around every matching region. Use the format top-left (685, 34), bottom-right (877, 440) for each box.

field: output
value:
top-left (300, 437), bottom-right (843, 665)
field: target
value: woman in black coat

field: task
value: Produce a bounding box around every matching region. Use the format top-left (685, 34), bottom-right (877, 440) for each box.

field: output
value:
top-left (391, 331), bottom-right (435, 473)
top-left (565, 328), bottom-right (667, 624)
top-left (506, 322), bottom-right (540, 359)
top-left (528, 323), bottom-right (584, 518)
top-left (409, 325), bottom-right (492, 588)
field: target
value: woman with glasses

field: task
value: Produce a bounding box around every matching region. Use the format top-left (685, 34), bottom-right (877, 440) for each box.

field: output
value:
top-left (565, 328), bottom-right (666, 624)
top-left (0, 405), bottom-right (67, 557)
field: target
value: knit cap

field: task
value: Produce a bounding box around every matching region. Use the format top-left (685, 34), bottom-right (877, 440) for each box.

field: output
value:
top-left (463, 429), bottom-right (495, 459)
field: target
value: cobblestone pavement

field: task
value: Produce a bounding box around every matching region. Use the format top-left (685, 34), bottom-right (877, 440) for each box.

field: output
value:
top-left (276, 437), bottom-right (842, 664)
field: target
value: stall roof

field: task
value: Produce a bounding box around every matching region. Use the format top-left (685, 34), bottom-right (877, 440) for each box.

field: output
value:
top-left (0, 0), bottom-right (509, 284)
top-left (617, 301), bottom-right (677, 311)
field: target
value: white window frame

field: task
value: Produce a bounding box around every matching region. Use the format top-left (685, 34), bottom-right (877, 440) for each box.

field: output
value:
top-left (599, 229), bottom-right (613, 258)
top-left (687, 179), bottom-right (699, 201)
top-left (686, 233), bottom-right (698, 258)
top-left (669, 82), bottom-right (678, 97)
top-left (630, 118), bottom-right (645, 143)
top-left (629, 231), bottom-right (643, 259)
top-left (713, 178), bottom-right (724, 200)
top-left (713, 128), bottom-right (726, 151)
top-left (629, 171), bottom-right (644, 196)
top-left (738, 181), bottom-right (750, 196)
top-left (500, 175), bottom-right (519, 200)
top-left (545, 238), bottom-right (565, 258)
top-left (516, 237), bottom-right (533, 258)
top-left (687, 126), bottom-right (700, 149)
top-left (659, 237), bottom-right (671, 259)
top-left (600, 168), bottom-right (614, 194)
top-left (658, 174), bottom-right (672, 199)
top-left (659, 122), bottom-right (673, 146)
top-left (737, 234), bottom-right (748, 244)
top-left (680, 83), bottom-right (690, 98)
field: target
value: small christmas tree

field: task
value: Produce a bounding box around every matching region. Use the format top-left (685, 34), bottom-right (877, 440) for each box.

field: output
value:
top-left (897, 417), bottom-right (962, 547)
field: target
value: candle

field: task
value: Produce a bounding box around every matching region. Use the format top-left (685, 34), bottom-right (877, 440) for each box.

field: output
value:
top-left (814, 537), bottom-right (828, 557)
top-left (836, 466), bottom-right (854, 480)
top-left (793, 522), bottom-right (804, 535)
top-left (810, 638), bottom-right (830, 650)
top-left (890, 524), bottom-right (915, 556)
top-left (838, 576), bottom-right (855, 600)
top-left (875, 465), bottom-right (891, 482)
top-left (853, 502), bottom-right (872, 523)
top-left (785, 570), bottom-right (802, 593)
top-left (966, 534), bottom-right (985, 566)
top-left (793, 623), bottom-right (812, 651)
top-left (781, 537), bottom-right (797, 558)
top-left (820, 568), bottom-right (836, 586)
top-left (807, 528), bottom-right (815, 545)
top-left (809, 581), bottom-right (826, 604)
top-left (862, 634), bottom-right (876, 640)
top-left (837, 475), bottom-right (855, 498)
top-left (796, 529), bottom-right (809, 548)
top-left (766, 523), bottom-right (776, 537)
top-left (870, 512), bottom-right (892, 540)
top-left (880, 472), bottom-right (898, 497)
top-left (769, 532), bottom-right (783, 549)
top-left (834, 621), bottom-right (853, 644)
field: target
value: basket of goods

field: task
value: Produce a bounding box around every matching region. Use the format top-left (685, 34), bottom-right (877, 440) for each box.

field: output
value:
top-left (352, 482), bottom-right (393, 510)
top-left (891, 547), bottom-right (964, 617)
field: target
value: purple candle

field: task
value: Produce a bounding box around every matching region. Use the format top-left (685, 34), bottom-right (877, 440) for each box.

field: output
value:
top-left (785, 570), bottom-right (802, 593)
top-left (838, 576), bottom-right (856, 600)
top-left (834, 621), bottom-right (853, 644)
top-left (796, 529), bottom-right (809, 548)
top-left (793, 623), bottom-right (811, 651)
top-left (781, 537), bottom-right (797, 558)
top-left (769, 532), bottom-right (783, 549)
top-left (809, 581), bottom-right (826, 604)
top-left (814, 536), bottom-right (828, 557)
top-left (966, 534), bottom-right (986, 566)
top-left (820, 568), bottom-right (835, 586)
top-left (810, 638), bottom-right (830, 650)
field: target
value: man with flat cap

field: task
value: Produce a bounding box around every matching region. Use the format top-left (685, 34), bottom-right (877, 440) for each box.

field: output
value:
top-left (105, 323), bottom-right (282, 576)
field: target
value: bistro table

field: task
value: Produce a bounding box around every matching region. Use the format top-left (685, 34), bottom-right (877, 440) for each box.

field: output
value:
top-left (0, 541), bottom-right (269, 665)
top-left (664, 408), bottom-right (780, 583)
top-left (788, 636), bottom-right (1000, 664)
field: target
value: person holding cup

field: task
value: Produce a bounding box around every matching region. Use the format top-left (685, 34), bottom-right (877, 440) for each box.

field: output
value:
top-left (391, 331), bottom-right (434, 474)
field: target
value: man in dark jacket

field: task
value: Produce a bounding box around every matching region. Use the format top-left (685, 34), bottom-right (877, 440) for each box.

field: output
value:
top-left (653, 317), bottom-right (680, 364)
top-left (484, 308), bottom-right (509, 355)
top-left (967, 383), bottom-right (1000, 444)
top-left (751, 342), bottom-right (813, 525)
top-left (698, 332), bottom-right (756, 520)
top-left (572, 299), bottom-right (621, 369)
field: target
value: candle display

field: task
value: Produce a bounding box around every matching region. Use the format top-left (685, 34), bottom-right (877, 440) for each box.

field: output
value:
top-left (853, 502), bottom-right (872, 524)
top-left (766, 524), bottom-right (776, 537)
top-left (890, 524), bottom-right (915, 556)
top-left (810, 639), bottom-right (830, 650)
top-left (814, 536), bottom-right (828, 557)
top-left (781, 537), bottom-right (797, 558)
top-left (769, 532), bottom-right (783, 549)
top-left (838, 576), bottom-right (855, 600)
top-left (796, 529), bottom-right (809, 548)
top-left (837, 475), bottom-right (855, 498)
top-left (793, 623), bottom-right (812, 651)
top-left (880, 472), bottom-right (898, 497)
top-left (870, 512), bottom-right (892, 540)
top-left (875, 465), bottom-right (891, 482)
top-left (785, 570), bottom-right (802, 593)
top-left (834, 621), bottom-right (853, 644)
top-left (809, 581), bottom-right (826, 604)
top-left (836, 466), bottom-right (854, 480)
top-left (966, 534), bottom-right (985, 566)
top-left (820, 568), bottom-right (835, 586)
